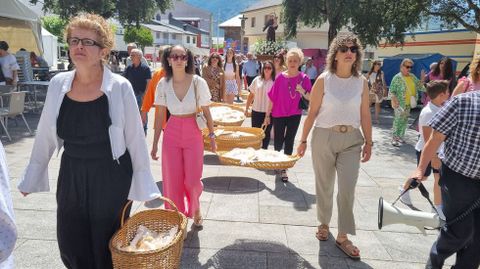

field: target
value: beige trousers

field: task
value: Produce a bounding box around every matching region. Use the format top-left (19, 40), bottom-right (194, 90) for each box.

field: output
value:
top-left (311, 127), bottom-right (364, 235)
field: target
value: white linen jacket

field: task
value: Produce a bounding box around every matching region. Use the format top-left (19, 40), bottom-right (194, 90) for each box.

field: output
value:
top-left (18, 67), bottom-right (160, 201)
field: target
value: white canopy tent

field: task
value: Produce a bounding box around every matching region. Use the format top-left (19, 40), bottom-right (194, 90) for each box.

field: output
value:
top-left (41, 28), bottom-right (58, 67)
top-left (0, 0), bottom-right (43, 54)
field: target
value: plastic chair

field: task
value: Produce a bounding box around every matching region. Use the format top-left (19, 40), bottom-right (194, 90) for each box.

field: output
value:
top-left (0, 91), bottom-right (33, 141)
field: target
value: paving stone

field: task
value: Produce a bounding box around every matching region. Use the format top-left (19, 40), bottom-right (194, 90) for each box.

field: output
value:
top-left (207, 193), bottom-right (258, 222)
top-left (14, 239), bottom-right (64, 269)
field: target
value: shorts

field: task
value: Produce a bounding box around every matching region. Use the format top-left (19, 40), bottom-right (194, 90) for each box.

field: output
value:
top-left (416, 150), bottom-right (440, 177)
top-left (225, 79), bottom-right (238, 95)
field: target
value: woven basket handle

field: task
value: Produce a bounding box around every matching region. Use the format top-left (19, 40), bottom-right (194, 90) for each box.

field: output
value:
top-left (120, 196), bottom-right (181, 228)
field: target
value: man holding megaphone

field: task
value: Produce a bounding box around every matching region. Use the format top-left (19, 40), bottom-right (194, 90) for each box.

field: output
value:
top-left (410, 88), bottom-right (480, 269)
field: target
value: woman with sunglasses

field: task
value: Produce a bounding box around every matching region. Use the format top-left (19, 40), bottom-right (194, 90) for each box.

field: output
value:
top-left (366, 60), bottom-right (387, 124)
top-left (452, 57), bottom-right (480, 96)
top-left (202, 52), bottom-right (225, 102)
top-left (245, 60), bottom-right (275, 149)
top-left (273, 53), bottom-right (286, 78)
top-left (389, 58), bottom-right (425, 147)
top-left (152, 45), bottom-right (216, 227)
top-left (297, 34), bottom-right (372, 260)
top-left (18, 13), bottom-right (160, 268)
top-left (223, 48), bottom-right (241, 104)
top-left (265, 48), bottom-right (312, 182)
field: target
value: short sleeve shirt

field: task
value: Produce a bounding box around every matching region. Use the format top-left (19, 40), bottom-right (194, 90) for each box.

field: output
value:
top-left (123, 64), bottom-right (151, 95)
top-left (428, 91), bottom-right (480, 179)
top-left (155, 75), bottom-right (212, 115)
top-left (0, 54), bottom-right (20, 81)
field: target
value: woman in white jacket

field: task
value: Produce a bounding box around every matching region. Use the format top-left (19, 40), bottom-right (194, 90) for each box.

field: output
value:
top-left (0, 141), bottom-right (16, 269)
top-left (18, 13), bottom-right (159, 269)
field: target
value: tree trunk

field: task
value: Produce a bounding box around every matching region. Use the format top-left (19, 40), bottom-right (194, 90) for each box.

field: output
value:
top-left (327, 22), bottom-right (338, 47)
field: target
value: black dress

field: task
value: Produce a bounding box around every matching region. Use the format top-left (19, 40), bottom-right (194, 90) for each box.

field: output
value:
top-left (56, 94), bottom-right (132, 269)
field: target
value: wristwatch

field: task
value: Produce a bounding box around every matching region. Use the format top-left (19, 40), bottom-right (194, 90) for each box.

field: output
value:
top-left (364, 140), bottom-right (374, 146)
top-left (208, 132), bottom-right (216, 139)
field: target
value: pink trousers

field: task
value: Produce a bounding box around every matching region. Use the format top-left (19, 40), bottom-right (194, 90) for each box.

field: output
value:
top-left (162, 116), bottom-right (204, 218)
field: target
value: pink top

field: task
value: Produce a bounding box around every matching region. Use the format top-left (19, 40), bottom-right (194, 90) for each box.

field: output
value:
top-left (268, 72), bottom-right (312, 117)
top-left (459, 76), bottom-right (480, 92)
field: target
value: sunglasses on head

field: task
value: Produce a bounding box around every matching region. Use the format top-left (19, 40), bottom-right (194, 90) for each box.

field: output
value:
top-left (169, 54), bottom-right (188, 61)
top-left (338, 46), bottom-right (358, 53)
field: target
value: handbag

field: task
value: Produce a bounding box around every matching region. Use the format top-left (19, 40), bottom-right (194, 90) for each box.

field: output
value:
top-left (297, 75), bottom-right (309, 110)
top-left (193, 76), bottom-right (207, 130)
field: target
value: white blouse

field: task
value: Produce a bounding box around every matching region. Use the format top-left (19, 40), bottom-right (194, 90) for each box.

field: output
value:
top-left (315, 71), bottom-right (364, 129)
top-left (249, 76), bottom-right (273, 113)
top-left (155, 75), bottom-right (212, 114)
top-left (0, 142), bottom-right (16, 268)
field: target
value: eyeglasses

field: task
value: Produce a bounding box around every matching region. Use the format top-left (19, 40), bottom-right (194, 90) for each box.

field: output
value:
top-left (338, 46), bottom-right (359, 53)
top-left (404, 65), bottom-right (413, 69)
top-left (169, 54), bottom-right (188, 61)
top-left (67, 37), bottom-right (102, 47)
top-left (264, 66), bottom-right (273, 70)
top-left (374, 63), bottom-right (381, 66)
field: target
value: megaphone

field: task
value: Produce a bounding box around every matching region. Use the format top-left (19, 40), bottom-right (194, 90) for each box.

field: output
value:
top-left (378, 197), bottom-right (443, 235)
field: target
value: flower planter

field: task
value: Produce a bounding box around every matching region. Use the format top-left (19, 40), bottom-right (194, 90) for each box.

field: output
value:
top-left (256, 55), bottom-right (274, 62)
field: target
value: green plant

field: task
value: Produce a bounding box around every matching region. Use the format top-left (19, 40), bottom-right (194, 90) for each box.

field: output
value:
top-left (253, 40), bottom-right (286, 56)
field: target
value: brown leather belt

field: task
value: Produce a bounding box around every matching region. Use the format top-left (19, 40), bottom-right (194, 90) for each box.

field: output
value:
top-left (328, 125), bottom-right (356, 133)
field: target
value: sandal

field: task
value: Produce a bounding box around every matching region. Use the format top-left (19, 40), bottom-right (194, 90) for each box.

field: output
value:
top-left (315, 224), bottom-right (329, 241)
top-left (280, 169), bottom-right (288, 182)
top-left (193, 211), bottom-right (203, 228)
top-left (335, 239), bottom-right (360, 260)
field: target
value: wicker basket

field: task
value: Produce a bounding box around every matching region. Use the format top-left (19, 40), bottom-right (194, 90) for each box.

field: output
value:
top-left (209, 103), bottom-right (246, 126)
top-left (109, 197), bottom-right (187, 269)
top-left (203, 126), bottom-right (265, 152)
top-left (217, 151), bottom-right (301, 170)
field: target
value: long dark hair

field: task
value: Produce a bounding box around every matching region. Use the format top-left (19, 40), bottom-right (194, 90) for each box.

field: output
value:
top-left (261, 60), bottom-right (275, 81)
top-left (224, 48), bottom-right (237, 72)
top-left (432, 57), bottom-right (454, 80)
top-left (208, 52), bottom-right (223, 68)
top-left (162, 45), bottom-right (195, 81)
top-left (368, 60), bottom-right (383, 80)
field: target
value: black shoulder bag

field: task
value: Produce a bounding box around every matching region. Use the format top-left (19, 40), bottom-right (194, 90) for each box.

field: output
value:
top-left (298, 75), bottom-right (309, 110)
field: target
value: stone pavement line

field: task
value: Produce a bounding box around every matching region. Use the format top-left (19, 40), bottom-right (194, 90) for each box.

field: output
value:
top-left (7, 108), bottom-right (454, 268)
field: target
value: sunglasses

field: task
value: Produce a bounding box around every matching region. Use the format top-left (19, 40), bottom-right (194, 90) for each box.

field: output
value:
top-left (404, 65), bottom-right (413, 69)
top-left (67, 37), bottom-right (102, 47)
top-left (264, 66), bottom-right (273, 70)
top-left (169, 54), bottom-right (188, 61)
top-left (374, 63), bottom-right (381, 66)
top-left (338, 46), bottom-right (358, 53)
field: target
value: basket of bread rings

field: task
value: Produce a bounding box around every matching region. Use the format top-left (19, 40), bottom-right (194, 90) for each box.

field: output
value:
top-left (203, 126), bottom-right (265, 152)
top-left (209, 102), bottom-right (246, 126)
top-left (217, 147), bottom-right (301, 170)
top-left (109, 196), bottom-right (187, 269)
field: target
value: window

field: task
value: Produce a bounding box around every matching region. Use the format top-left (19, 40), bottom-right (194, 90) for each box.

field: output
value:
top-left (156, 14), bottom-right (161, 21)
top-left (156, 32), bottom-right (160, 39)
top-left (172, 34), bottom-right (177, 40)
top-left (193, 37), bottom-right (196, 44)
top-left (187, 36), bottom-right (190, 43)
top-left (251, 17), bottom-right (256, 28)
top-left (163, 33), bottom-right (168, 39)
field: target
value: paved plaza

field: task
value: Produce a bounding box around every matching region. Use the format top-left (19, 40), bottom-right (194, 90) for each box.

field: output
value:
top-left (4, 106), bottom-right (454, 268)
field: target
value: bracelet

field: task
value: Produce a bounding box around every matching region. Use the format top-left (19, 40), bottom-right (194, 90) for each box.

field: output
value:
top-left (364, 140), bottom-right (374, 146)
top-left (208, 132), bottom-right (216, 139)
top-left (301, 141), bottom-right (307, 144)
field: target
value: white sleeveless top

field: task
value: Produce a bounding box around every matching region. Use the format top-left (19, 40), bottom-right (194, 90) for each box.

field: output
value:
top-left (224, 63), bottom-right (235, 77)
top-left (315, 71), bottom-right (364, 128)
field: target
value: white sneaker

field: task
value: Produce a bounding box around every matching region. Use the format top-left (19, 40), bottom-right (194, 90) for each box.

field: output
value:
top-left (433, 205), bottom-right (446, 221)
top-left (398, 186), bottom-right (413, 206)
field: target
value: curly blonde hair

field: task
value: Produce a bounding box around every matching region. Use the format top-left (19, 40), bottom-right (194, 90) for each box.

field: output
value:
top-left (65, 13), bottom-right (114, 63)
top-left (469, 57), bottom-right (480, 83)
top-left (325, 34), bottom-right (363, 77)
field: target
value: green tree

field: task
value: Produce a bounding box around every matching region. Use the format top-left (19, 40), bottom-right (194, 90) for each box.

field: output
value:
top-left (124, 26), bottom-right (154, 50)
top-left (41, 15), bottom-right (68, 43)
top-left (423, 0), bottom-right (480, 33)
top-left (282, 0), bottom-right (427, 46)
top-left (30, 0), bottom-right (172, 25)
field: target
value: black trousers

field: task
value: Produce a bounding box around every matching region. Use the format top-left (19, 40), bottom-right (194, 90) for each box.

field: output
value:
top-left (272, 114), bottom-right (302, 155)
top-left (251, 110), bottom-right (272, 149)
top-left (429, 164), bottom-right (480, 269)
top-left (246, 76), bottom-right (256, 87)
top-left (57, 151), bottom-right (133, 269)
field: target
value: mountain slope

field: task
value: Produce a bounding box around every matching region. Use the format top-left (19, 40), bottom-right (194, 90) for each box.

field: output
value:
top-left (185, 0), bottom-right (259, 26)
